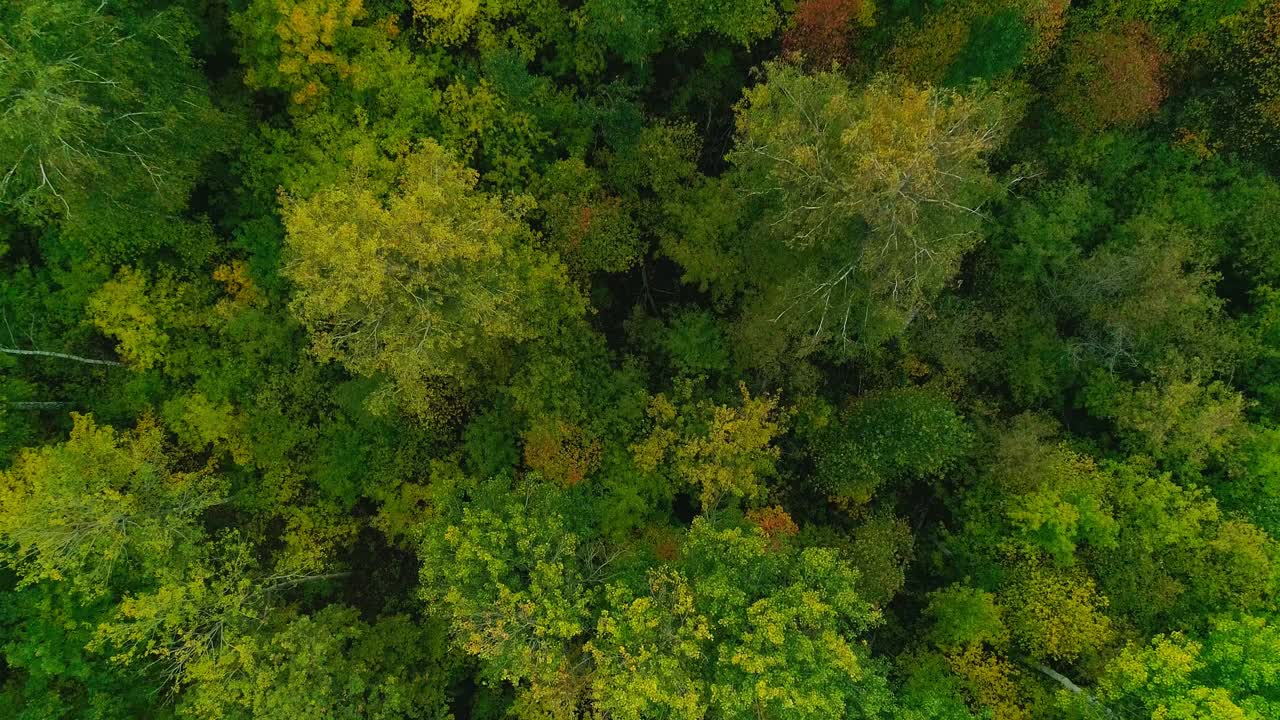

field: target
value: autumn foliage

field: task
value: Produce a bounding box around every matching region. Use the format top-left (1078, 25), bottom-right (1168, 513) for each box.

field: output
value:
top-left (1057, 22), bottom-right (1170, 130)
top-left (783, 0), bottom-right (869, 67)
top-left (6, 1), bottom-right (1280, 719)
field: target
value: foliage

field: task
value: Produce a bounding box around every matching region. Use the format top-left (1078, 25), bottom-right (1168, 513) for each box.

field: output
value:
top-left (1056, 22), bottom-right (1170, 131)
top-left (0, 0), bottom-right (227, 259)
top-left (927, 585), bottom-right (1007, 651)
top-left (813, 388), bottom-right (970, 504)
top-left (783, 0), bottom-right (876, 68)
top-left (713, 63), bottom-right (1011, 354)
top-left (0, 414), bottom-right (223, 597)
top-left (632, 382), bottom-right (787, 509)
top-left (281, 141), bottom-right (584, 421)
top-left (417, 480), bottom-right (592, 690)
top-left (587, 517), bottom-right (887, 720)
top-left (4, 2), bottom-right (1280, 717)
top-left (178, 606), bottom-right (455, 720)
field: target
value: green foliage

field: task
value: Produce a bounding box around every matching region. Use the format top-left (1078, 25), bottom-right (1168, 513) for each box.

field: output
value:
top-left (535, 158), bottom-right (643, 275)
top-left (1084, 368), bottom-right (1247, 476)
top-left (926, 585), bottom-right (1007, 651)
top-left (281, 141), bottom-right (584, 421)
top-left (840, 512), bottom-right (917, 607)
top-left (588, 517), bottom-right (887, 720)
top-left (5, 2), bottom-right (1280, 718)
top-left (0, 0), bottom-right (228, 259)
top-left (661, 308), bottom-right (732, 376)
top-left (814, 388), bottom-right (970, 504)
top-left (0, 580), bottom-right (157, 720)
top-left (0, 414), bottom-right (224, 597)
top-left (417, 480), bottom-right (591, 689)
top-left (232, 0), bottom-right (399, 106)
top-left (1002, 559), bottom-right (1113, 663)
top-left (1087, 615), bottom-right (1280, 720)
top-left (946, 9), bottom-right (1033, 84)
top-left (632, 381), bottom-right (787, 510)
top-left (704, 63), bottom-right (1012, 356)
top-left (178, 606), bottom-right (455, 720)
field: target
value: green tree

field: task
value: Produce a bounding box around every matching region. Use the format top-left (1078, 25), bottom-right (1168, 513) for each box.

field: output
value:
top-left (0, 0), bottom-right (227, 259)
top-left (92, 532), bottom-right (347, 691)
top-left (587, 517), bottom-right (888, 720)
top-left (0, 414), bottom-right (224, 597)
top-left (1083, 617), bottom-right (1280, 720)
top-left (178, 606), bottom-right (456, 720)
top-left (813, 388), bottom-right (970, 506)
top-left (926, 585), bottom-right (1008, 651)
top-left (631, 381), bottom-right (787, 510)
top-left (416, 480), bottom-right (592, 699)
top-left (679, 64), bottom-right (1012, 357)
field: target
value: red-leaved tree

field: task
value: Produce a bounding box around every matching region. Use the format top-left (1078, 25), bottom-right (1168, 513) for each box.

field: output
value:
top-left (783, 0), bottom-right (867, 67)
top-left (1057, 22), bottom-right (1170, 130)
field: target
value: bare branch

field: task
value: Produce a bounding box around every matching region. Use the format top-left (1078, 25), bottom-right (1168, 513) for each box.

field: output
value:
top-left (1, 346), bottom-right (123, 367)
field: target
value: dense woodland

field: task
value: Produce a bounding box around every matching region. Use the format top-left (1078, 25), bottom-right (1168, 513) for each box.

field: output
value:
top-left (3, 0), bottom-right (1280, 718)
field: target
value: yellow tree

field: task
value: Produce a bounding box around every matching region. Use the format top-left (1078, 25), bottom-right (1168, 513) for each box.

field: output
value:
top-left (282, 141), bottom-right (583, 421)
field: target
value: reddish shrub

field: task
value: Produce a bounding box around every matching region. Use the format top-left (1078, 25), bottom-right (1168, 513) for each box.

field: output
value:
top-left (746, 505), bottom-right (800, 549)
top-left (1058, 22), bottom-right (1170, 130)
top-left (784, 0), bottom-right (865, 67)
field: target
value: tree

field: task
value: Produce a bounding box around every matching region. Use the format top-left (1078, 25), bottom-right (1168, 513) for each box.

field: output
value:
top-left (178, 606), bottom-right (456, 720)
top-left (926, 585), bottom-right (1008, 652)
top-left (1062, 219), bottom-right (1233, 374)
top-left (1084, 368), bottom-right (1247, 476)
top-left (1002, 560), bottom-right (1113, 664)
top-left (631, 381), bottom-right (787, 510)
top-left (587, 517), bottom-right (889, 720)
top-left (416, 480), bottom-right (593, 698)
top-left (888, 0), bottom-right (1068, 84)
top-left (812, 388), bottom-right (970, 506)
top-left (0, 580), bottom-right (157, 720)
top-left (0, 0), bottom-right (227, 259)
top-left (92, 532), bottom-right (347, 690)
top-left (1056, 22), bottom-right (1170, 131)
top-left (718, 64), bottom-right (1010, 353)
top-left (0, 414), bottom-right (224, 598)
top-left (578, 0), bottom-right (782, 65)
top-left (85, 268), bottom-right (198, 372)
top-left (534, 158), bottom-right (643, 276)
top-left (1084, 621), bottom-right (1280, 720)
top-left (408, 0), bottom-right (576, 67)
top-left (281, 141), bottom-right (584, 421)
top-left (782, 0), bottom-right (876, 68)
top-left (232, 0), bottom-right (399, 106)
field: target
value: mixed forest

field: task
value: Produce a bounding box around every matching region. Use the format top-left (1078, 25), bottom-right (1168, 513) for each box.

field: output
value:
top-left (5, 0), bottom-right (1280, 718)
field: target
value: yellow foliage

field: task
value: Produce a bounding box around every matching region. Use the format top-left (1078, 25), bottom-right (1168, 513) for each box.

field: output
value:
top-left (282, 141), bottom-right (582, 421)
top-left (87, 268), bottom-right (185, 371)
top-left (1003, 560), bottom-right (1113, 662)
top-left (278, 503), bottom-right (359, 575)
top-left (213, 259), bottom-right (262, 317)
top-left (632, 383), bottom-right (787, 509)
top-left (163, 392), bottom-right (252, 466)
top-left (946, 644), bottom-right (1031, 720)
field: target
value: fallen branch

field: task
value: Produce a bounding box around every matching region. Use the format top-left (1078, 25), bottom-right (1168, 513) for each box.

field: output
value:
top-left (7, 401), bottom-right (72, 410)
top-left (1032, 663), bottom-right (1084, 694)
top-left (1, 347), bottom-right (123, 367)
top-left (1023, 660), bottom-right (1114, 718)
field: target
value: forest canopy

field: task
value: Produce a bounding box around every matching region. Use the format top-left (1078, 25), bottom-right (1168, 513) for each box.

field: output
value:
top-left (3, 1), bottom-right (1280, 719)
